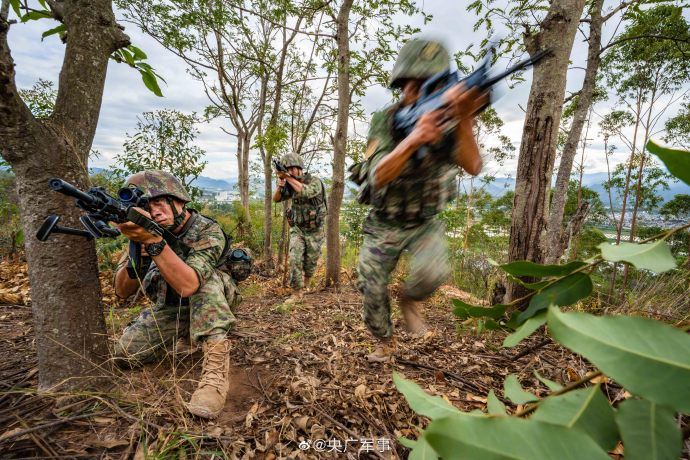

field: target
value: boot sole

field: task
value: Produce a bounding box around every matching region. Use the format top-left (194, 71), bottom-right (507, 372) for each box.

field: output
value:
top-left (186, 403), bottom-right (223, 419)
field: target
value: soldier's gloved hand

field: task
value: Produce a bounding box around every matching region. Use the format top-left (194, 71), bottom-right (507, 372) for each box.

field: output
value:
top-left (411, 111), bottom-right (444, 146)
top-left (116, 208), bottom-right (162, 244)
top-left (442, 83), bottom-right (489, 120)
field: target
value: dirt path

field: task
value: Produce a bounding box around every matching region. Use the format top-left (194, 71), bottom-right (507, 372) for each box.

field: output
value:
top-left (0, 263), bottom-right (596, 458)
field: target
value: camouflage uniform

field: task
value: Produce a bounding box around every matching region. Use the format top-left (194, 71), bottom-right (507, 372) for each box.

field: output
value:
top-left (277, 172), bottom-right (327, 289)
top-left (114, 212), bottom-right (241, 365)
top-left (353, 38), bottom-right (458, 337)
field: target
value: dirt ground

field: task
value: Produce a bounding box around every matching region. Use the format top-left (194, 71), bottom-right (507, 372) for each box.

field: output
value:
top-left (0, 260), bottom-right (641, 458)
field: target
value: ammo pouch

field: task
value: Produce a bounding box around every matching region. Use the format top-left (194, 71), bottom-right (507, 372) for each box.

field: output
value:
top-left (286, 207), bottom-right (295, 227)
top-left (292, 177), bottom-right (327, 231)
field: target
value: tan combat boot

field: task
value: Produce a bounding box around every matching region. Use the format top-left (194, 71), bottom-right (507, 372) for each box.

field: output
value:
top-left (367, 337), bottom-right (396, 363)
top-left (399, 295), bottom-right (430, 337)
top-left (187, 338), bottom-right (230, 419)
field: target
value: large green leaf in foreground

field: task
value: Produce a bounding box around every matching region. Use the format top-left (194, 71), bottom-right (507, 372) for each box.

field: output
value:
top-left (425, 416), bottom-right (609, 460)
top-left (518, 273), bottom-right (592, 323)
top-left (615, 398), bottom-right (681, 460)
top-left (548, 307), bottom-right (690, 412)
top-left (598, 240), bottom-right (676, 273)
top-left (531, 385), bottom-right (618, 450)
top-left (393, 372), bottom-right (461, 419)
top-left (646, 140), bottom-right (690, 186)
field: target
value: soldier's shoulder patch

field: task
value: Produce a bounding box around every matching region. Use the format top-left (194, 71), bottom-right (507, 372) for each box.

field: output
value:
top-left (187, 238), bottom-right (215, 251)
top-left (365, 138), bottom-right (380, 160)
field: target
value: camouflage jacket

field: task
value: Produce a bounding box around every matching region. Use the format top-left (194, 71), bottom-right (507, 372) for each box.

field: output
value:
top-left (138, 211), bottom-right (231, 306)
top-left (350, 104), bottom-right (458, 223)
top-left (277, 173), bottom-right (327, 231)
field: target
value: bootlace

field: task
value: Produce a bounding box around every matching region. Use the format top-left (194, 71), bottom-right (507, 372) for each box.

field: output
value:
top-left (199, 342), bottom-right (227, 392)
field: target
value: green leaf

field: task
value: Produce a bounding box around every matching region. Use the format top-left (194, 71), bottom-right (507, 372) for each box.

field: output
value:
top-left (518, 273), bottom-right (593, 323)
top-left (548, 307), bottom-right (690, 412)
top-left (452, 299), bottom-right (507, 320)
top-left (615, 399), bottom-right (681, 460)
top-left (504, 375), bottom-right (538, 404)
top-left (9, 0), bottom-right (21, 18)
top-left (393, 372), bottom-right (461, 419)
top-left (41, 24), bottom-right (66, 41)
top-left (409, 435), bottom-right (439, 460)
top-left (425, 416), bottom-right (610, 459)
top-left (120, 48), bottom-right (135, 67)
top-left (531, 385), bottom-right (618, 450)
top-left (646, 140), bottom-right (690, 186)
top-left (140, 69), bottom-right (163, 97)
top-left (598, 240), bottom-right (676, 274)
top-left (499, 260), bottom-right (587, 278)
top-left (533, 371), bottom-right (563, 391)
top-left (503, 312), bottom-right (546, 347)
top-left (128, 44), bottom-right (148, 61)
top-left (487, 390), bottom-right (506, 415)
top-left (399, 437), bottom-right (417, 449)
top-left (21, 10), bottom-right (52, 22)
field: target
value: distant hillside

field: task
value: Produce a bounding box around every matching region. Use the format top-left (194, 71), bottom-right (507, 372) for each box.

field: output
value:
top-left (88, 167), bottom-right (236, 191)
top-left (479, 173), bottom-right (690, 206)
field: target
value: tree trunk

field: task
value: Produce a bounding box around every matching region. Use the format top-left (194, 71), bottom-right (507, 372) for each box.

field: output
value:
top-left (544, 0), bottom-right (603, 264)
top-left (506, 0), bottom-right (586, 303)
top-left (325, 0), bottom-right (354, 287)
top-left (235, 132), bottom-right (251, 237)
top-left (262, 153), bottom-right (273, 268)
top-left (0, 0), bottom-right (129, 390)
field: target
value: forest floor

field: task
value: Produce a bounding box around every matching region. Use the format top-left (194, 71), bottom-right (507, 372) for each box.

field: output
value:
top-left (0, 258), bottom-right (655, 459)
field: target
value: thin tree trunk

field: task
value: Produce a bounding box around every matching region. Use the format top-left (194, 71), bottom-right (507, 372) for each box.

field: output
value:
top-left (545, 0), bottom-right (603, 263)
top-left (506, 0), bottom-right (586, 303)
top-left (325, 0), bottom-right (354, 287)
top-left (0, 0), bottom-right (129, 390)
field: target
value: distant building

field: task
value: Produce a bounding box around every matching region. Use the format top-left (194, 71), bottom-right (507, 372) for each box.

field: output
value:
top-left (215, 190), bottom-right (240, 203)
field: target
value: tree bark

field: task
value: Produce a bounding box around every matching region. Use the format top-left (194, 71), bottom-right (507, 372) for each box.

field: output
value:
top-left (0, 0), bottom-right (129, 390)
top-left (325, 0), bottom-right (354, 287)
top-left (506, 0), bottom-right (586, 303)
top-left (544, 0), bottom-right (603, 264)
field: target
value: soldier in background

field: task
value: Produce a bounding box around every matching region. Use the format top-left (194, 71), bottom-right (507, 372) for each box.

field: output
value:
top-left (353, 38), bottom-right (485, 362)
top-left (272, 154), bottom-right (327, 301)
top-left (113, 170), bottom-right (243, 419)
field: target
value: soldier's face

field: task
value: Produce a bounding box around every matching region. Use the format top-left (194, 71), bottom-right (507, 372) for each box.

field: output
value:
top-left (149, 197), bottom-right (183, 226)
top-left (402, 80), bottom-right (422, 105)
top-left (288, 166), bottom-right (302, 177)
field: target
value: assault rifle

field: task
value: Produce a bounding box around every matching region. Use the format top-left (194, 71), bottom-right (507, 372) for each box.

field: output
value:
top-left (36, 178), bottom-right (176, 279)
top-left (272, 158), bottom-right (294, 197)
top-left (393, 47), bottom-right (550, 160)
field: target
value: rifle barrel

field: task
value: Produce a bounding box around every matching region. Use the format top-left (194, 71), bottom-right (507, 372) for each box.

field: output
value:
top-left (48, 179), bottom-right (99, 206)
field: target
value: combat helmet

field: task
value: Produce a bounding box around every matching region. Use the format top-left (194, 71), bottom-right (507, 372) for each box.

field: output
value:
top-left (389, 38), bottom-right (450, 89)
top-left (281, 153), bottom-right (304, 170)
top-left (124, 170), bottom-right (192, 203)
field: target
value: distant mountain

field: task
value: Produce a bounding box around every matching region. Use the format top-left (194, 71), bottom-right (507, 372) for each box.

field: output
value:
top-left (193, 176), bottom-right (235, 191)
top-left (480, 173), bottom-right (690, 206)
top-left (88, 167), bottom-right (236, 191)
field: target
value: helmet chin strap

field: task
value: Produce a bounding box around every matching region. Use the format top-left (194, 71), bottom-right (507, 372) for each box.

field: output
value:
top-left (165, 197), bottom-right (186, 231)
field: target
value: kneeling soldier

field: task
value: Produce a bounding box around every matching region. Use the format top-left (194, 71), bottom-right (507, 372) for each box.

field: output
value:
top-left (113, 170), bottom-right (241, 419)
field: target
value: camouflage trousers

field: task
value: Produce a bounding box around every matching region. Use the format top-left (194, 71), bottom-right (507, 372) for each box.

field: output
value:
top-left (288, 225), bottom-right (325, 289)
top-left (357, 212), bottom-right (450, 338)
top-left (113, 268), bottom-right (240, 366)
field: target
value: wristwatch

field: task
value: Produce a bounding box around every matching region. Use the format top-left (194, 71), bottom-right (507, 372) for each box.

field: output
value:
top-left (145, 239), bottom-right (167, 257)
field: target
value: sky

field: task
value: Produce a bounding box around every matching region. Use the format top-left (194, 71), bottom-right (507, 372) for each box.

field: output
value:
top-left (6, 1), bottom-right (689, 183)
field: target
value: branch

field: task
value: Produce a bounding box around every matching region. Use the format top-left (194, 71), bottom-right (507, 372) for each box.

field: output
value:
top-left (0, 2), bottom-right (36, 163)
top-left (600, 34), bottom-right (690, 54)
top-left (52, 2), bottom-right (130, 155)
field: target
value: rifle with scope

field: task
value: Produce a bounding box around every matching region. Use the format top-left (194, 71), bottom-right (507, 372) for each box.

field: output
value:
top-left (36, 178), bottom-right (175, 279)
